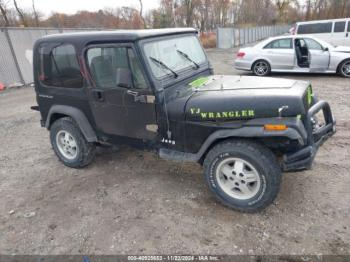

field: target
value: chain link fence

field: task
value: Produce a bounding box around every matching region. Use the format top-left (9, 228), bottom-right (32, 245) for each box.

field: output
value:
top-left (0, 26), bottom-right (290, 87)
top-left (217, 25), bottom-right (290, 49)
top-left (0, 27), bottom-right (99, 87)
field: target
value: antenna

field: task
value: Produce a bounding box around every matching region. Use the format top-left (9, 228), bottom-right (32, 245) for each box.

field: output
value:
top-left (156, 47), bottom-right (172, 140)
top-left (163, 88), bottom-right (172, 140)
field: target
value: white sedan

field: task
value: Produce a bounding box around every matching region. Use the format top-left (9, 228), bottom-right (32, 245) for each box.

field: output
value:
top-left (234, 35), bottom-right (350, 77)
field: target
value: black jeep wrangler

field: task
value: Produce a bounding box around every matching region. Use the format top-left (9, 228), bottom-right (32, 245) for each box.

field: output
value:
top-left (32, 28), bottom-right (335, 212)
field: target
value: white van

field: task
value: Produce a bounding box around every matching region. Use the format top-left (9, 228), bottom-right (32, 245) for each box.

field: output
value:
top-left (291, 18), bottom-right (350, 46)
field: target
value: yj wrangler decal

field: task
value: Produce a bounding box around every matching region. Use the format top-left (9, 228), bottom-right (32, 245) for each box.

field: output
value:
top-left (190, 108), bottom-right (255, 119)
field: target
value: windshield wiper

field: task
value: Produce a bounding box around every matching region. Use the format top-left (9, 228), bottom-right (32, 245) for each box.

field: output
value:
top-left (149, 56), bottom-right (178, 78)
top-left (176, 49), bottom-right (200, 69)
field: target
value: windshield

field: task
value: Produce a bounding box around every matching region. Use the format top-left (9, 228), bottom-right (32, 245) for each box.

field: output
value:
top-left (315, 38), bottom-right (335, 48)
top-left (143, 35), bottom-right (207, 79)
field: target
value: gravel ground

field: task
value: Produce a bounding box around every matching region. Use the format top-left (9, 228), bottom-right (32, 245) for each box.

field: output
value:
top-left (0, 48), bottom-right (349, 255)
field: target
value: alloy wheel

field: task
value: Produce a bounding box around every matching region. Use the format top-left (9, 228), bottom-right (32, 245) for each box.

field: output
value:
top-left (341, 61), bottom-right (350, 76)
top-left (216, 157), bottom-right (261, 200)
top-left (56, 130), bottom-right (78, 160)
top-left (254, 61), bottom-right (269, 76)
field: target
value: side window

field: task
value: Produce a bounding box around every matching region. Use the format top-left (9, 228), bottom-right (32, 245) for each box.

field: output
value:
top-left (38, 43), bottom-right (83, 88)
top-left (348, 21), bottom-right (350, 32)
top-left (334, 21), bottom-right (346, 32)
top-left (88, 47), bottom-right (128, 88)
top-left (264, 38), bottom-right (292, 49)
top-left (87, 46), bottom-right (147, 89)
top-left (298, 22), bottom-right (332, 34)
top-left (304, 38), bottom-right (323, 50)
top-left (127, 49), bottom-right (148, 89)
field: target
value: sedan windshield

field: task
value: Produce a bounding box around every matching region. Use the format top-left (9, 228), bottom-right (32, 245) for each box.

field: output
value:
top-left (143, 35), bottom-right (207, 79)
top-left (315, 38), bottom-right (335, 49)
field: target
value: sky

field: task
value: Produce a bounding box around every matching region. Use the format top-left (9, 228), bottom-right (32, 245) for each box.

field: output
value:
top-left (14, 0), bottom-right (161, 16)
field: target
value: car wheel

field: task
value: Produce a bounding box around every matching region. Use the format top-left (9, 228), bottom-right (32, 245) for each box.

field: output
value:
top-left (203, 139), bottom-right (281, 212)
top-left (252, 60), bottom-right (271, 76)
top-left (50, 117), bottom-right (96, 168)
top-left (339, 59), bottom-right (350, 78)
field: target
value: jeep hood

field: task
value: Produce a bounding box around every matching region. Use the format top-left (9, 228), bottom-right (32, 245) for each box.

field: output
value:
top-left (183, 75), bottom-right (311, 122)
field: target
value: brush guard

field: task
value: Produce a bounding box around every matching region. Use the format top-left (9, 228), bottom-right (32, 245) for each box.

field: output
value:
top-left (283, 100), bottom-right (336, 171)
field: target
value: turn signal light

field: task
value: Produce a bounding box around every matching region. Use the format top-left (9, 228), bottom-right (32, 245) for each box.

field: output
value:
top-left (264, 124), bottom-right (288, 131)
top-left (236, 52), bottom-right (245, 58)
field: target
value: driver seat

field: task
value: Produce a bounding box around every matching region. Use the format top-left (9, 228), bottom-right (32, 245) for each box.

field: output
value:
top-left (295, 40), bottom-right (309, 68)
top-left (90, 55), bottom-right (115, 87)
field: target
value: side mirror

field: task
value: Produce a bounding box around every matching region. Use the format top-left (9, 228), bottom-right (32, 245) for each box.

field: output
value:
top-left (116, 68), bottom-right (132, 88)
top-left (323, 47), bottom-right (329, 52)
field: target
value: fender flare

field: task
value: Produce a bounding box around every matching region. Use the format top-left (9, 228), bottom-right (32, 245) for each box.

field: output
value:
top-left (45, 105), bottom-right (98, 142)
top-left (194, 126), bottom-right (303, 161)
top-left (159, 125), bottom-right (305, 163)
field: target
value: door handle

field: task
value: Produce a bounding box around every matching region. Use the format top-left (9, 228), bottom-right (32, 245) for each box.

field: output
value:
top-left (346, 32), bottom-right (349, 37)
top-left (92, 90), bottom-right (104, 101)
top-left (126, 90), bottom-right (148, 103)
top-left (126, 90), bottom-right (139, 96)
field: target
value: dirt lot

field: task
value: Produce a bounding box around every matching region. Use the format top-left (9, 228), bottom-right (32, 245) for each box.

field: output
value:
top-left (0, 48), bottom-right (349, 255)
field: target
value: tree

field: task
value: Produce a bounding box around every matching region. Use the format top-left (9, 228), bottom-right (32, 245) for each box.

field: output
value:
top-left (196, 0), bottom-right (210, 31)
top-left (305, 0), bottom-right (312, 20)
top-left (183, 0), bottom-right (196, 26)
top-left (275, 0), bottom-right (291, 22)
top-left (151, 0), bottom-right (175, 28)
top-left (0, 0), bottom-right (10, 26)
top-left (13, 0), bottom-right (27, 26)
top-left (138, 0), bottom-right (147, 28)
top-left (32, 0), bottom-right (39, 26)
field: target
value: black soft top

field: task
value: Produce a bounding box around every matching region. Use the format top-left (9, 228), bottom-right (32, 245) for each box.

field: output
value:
top-left (36, 28), bottom-right (198, 45)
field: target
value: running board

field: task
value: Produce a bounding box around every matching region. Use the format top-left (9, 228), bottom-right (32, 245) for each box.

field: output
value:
top-left (159, 148), bottom-right (198, 162)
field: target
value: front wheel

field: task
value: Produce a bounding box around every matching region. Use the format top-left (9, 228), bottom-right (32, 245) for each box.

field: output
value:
top-left (252, 60), bottom-right (271, 76)
top-left (203, 140), bottom-right (281, 212)
top-left (50, 117), bottom-right (96, 168)
top-left (339, 59), bottom-right (350, 78)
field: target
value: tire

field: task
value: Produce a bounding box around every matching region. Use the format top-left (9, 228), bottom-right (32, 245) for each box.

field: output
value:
top-left (338, 59), bottom-right (350, 78)
top-left (252, 60), bottom-right (271, 76)
top-left (50, 117), bottom-right (96, 168)
top-left (203, 139), bottom-right (281, 212)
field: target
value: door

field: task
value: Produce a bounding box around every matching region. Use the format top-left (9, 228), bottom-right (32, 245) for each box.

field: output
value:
top-left (86, 44), bottom-right (158, 141)
top-left (263, 38), bottom-right (295, 70)
top-left (332, 20), bottom-right (347, 46)
top-left (304, 38), bottom-right (330, 71)
top-left (346, 20), bottom-right (350, 46)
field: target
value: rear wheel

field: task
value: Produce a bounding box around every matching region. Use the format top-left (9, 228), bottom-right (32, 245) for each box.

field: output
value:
top-left (50, 117), bottom-right (96, 168)
top-left (252, 60), bottom-right (271, 76)
top-left (339, 59), bottom-right (350, 78)
top-left (203, 140), bottom-right (281, 212)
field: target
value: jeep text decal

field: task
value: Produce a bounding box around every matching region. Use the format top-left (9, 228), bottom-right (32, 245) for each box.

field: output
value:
top-left (190, 108), bottom-right (255, 119)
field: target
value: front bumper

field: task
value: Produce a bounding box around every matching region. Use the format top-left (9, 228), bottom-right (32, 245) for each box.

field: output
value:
top-left (282, 100), bottom-right (336, 171)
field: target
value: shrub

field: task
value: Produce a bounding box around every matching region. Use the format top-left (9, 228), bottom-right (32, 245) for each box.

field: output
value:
top-left (200, 32), bottom-right (217, 48)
